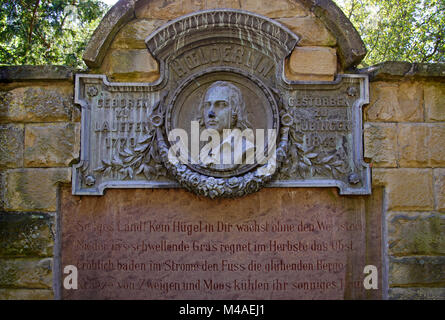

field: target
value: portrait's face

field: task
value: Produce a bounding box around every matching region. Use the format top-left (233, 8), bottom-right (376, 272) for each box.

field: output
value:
top-left (202, 85), bottom-right (233, 133)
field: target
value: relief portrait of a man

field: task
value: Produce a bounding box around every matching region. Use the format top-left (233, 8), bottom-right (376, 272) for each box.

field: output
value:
top-left (196, 81), bottom-right (255, 170)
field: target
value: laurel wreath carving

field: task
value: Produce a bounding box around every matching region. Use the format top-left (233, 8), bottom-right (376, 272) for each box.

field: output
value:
top-left (93, 96), bottom-right (167, 180)
top-left (277, 122), bottom-right (347, 180)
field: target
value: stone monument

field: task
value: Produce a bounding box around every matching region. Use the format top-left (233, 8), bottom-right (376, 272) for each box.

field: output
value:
top-left (60, 5), bottom-right (382, 300)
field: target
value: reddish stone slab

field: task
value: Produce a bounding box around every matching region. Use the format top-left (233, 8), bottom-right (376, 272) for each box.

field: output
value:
top-left (59, 186), bottom-right (382, 299)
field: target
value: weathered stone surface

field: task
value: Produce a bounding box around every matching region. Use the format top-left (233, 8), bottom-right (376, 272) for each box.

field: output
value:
top-left (366, 83), bottom-right (398, 121)
top-left (0, 288), bottom-right (54, 300)
top-left (0, 85), bottom-right (74, 123)
top-left (364, 123), bottom-right (398, 167)
top-left (111, 19), bottom-right (167, 49)
top-left (24, 123), bottom-right (80, 168)
top-left (397, 124), bottom-right (445, 167)
top-left (0, 124), bottom-right (24, 168)
top-left (399, 81), bottom-right (424, 118)
top-left (0, 212), bottom-right (54, 257)
top-left (205, 0), bottom-right (241, 9)
top-left (373, 169), bottom-right (434, 211)
top-left (387, 213), bottom-right (444, 256)
top-left (366, 81), bottom-right (423, 122)
top-left (0, 170), bottom-right (5, 210)
top-left (277, 17), bottom-right (336, 46)
top-left (361, 62), bottom-right (445, 81)
top-left (389, 256), bottom-right (445, 286)
top-left (4, 168), bottom-right (71, 212)
top-left (434, 169), bottom-right (445, 212)
top-left (361, 62), bottom-right (414, 81)
top-left (135, 0), bottom-right (309, 20)
top-left (135, 0), bottom-right (205, 19)
top-left (425, 83), bottom-right (445, 121)
top-left (398, 124), bottom-right (429, 167)
top-left (388, 287), bottom-right (445, 300)
top-left (0, 66), bottom-right (73, 83)
top-left (430, 125), bottom-right (445, 166)
top-left (286, 46), bottom-right (337, 81)
top-left (0, 258), bottom-right (53, 289)
top-left (101, 49), bottom-right (159, 82)
top-left (239, 0), bottom-right (309, 18)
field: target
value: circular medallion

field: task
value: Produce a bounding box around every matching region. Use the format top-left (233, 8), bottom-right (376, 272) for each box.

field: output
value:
top-left (156, 67), bottom-right (289, 198)
top-left (166, 69), bottom-right (279, 177)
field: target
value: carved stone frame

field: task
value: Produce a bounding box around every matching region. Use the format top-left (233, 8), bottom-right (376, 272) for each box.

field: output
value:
top-left (73, 9), bottom-right (371, 197)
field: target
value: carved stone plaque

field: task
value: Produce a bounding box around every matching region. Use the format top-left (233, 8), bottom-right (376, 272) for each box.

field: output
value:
top-left (60, 186), bottom-right (383, 300)
top-left (73, 9), bottom-right (370, 197)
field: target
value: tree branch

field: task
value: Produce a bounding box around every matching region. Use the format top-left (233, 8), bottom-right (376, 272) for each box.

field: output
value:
top-left (27, 0), bottom-right (40, 45)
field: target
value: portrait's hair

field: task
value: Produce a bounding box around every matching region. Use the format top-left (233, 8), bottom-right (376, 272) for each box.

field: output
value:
top-left (198, 81), bottom-right (251, 130)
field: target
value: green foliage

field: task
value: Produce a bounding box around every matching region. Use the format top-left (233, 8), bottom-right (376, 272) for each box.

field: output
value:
top-left (0, 0), bottom-right (109, 69)
top-left (334, 0), bottom-right (445, 67)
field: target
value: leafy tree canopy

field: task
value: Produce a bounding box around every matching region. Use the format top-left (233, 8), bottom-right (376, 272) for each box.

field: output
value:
top-left (0, 0), bottom-right (443, 68)
top-left (333, 0), bottom-right (445, 67)
top-left (0, 0), bottom-right (108, 68)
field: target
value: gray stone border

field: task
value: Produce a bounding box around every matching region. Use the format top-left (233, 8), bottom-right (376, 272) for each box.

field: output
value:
top-left (82, 0), bottom-right (366, 69)
top-left (360, 61), bottom-right (445, 81)
top-left (0, 66), bottom-right (74, 82)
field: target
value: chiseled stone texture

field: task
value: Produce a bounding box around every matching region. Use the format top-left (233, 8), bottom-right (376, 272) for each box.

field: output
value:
top-left (0, 85), bottom-right (74, 123)
top-left (387, 212), bottom-right (444, 256)
top-left (111, 19), bottom-right (167, 49)
top-left (364, 123), bottom-right (398, 167)
top-left (101, 49), bottom-right (159, 82)
top-left (389, 256), bottom-right (445, 286)
top-left (0, 171), bottom-right (5, 210)
top-left (24, 123), bottom-right (80, 168)
top-left (430, 125), bottom-right (445, 166)
top-left (398, 124), bottom-right (429, 167)
top-left (136, 0), bottom-right (205, 19)
top-left (238, 0), bottom-right (309, 18)
top-left (366, 81), bottom-right (423, 122)
top-left (0, 288), bottom-right (54, 300)
top-left (4, 168), bottom-right (71, 212)
top-left (285, 46), bottom-right (337, 81)
top-left (277, 17), bottom-right (336, 46)
top-left (434, 169), bottom-right (445, 212)
top-left (388, 287), bottom-right (445, 300)
top-left (398, 124), bottom-right (445, 167)
top-left (0, 258), bottom-right (53, 289)
top-left (135, 0), bottom-right (309, 20)
top-left (0, 124), bottom-right (24, 168)
top-left (372, 169), bottom-right (434, 211)
top-left (425, 82), bottom-right (445, 121)
top-left (0, 212), bottom-right (54, 257)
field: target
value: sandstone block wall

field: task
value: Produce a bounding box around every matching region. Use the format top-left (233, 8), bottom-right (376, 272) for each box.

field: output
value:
top-left (0, 66), bottom-right (78, 299)
top-left (363, 63), bottom-right (445, 299)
